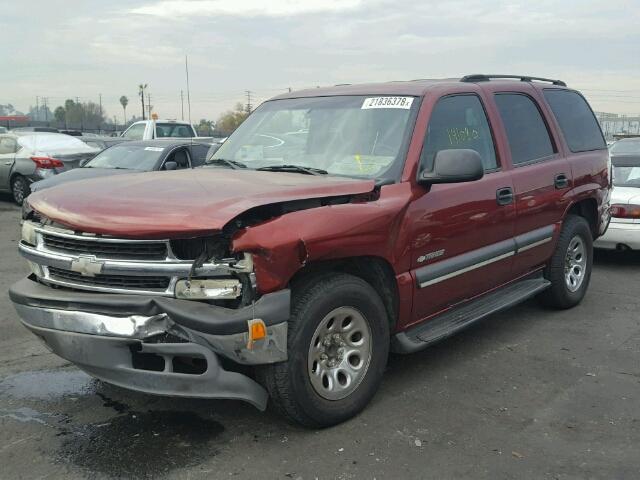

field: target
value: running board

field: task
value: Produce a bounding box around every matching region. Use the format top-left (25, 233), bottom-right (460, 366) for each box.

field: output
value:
top-left (392, 274), bottom-right (551, 354)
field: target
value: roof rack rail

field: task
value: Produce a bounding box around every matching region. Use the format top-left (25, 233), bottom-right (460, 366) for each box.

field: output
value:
top-left (460, 74), bottom-right (567, 87)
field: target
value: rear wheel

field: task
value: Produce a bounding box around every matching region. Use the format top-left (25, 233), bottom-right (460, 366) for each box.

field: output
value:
top-left (538, 215), bottom-right (593, 309)
top-left (258, 273), bottom-right (389, 427)
top-left (11, 175), bottom-right (30, 206)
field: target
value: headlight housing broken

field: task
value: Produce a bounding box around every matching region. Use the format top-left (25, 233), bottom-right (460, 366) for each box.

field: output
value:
top-left (175, 278), bottom-right (243, 300)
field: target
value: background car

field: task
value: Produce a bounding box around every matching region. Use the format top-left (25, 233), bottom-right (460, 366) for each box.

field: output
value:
top-left (30, 139), bottom-right (214, 193)
top-left (11, 126), bottom-right (60, 133)
top-left (0, 132), bottom-right (100, 204)
top-left (595, 141), bottom-right (640, 250)
top-left (0, 126), bottom-right (7, 133)
top-left (78, 135), bottom-right (129, 151)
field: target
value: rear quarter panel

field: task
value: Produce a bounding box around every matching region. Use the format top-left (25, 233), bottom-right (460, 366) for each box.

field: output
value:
top-left (566, 149), bottom-right (611, 236)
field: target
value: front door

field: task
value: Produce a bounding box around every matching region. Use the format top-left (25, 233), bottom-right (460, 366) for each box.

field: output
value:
top-left (408, 93), bottom-right (516, 324)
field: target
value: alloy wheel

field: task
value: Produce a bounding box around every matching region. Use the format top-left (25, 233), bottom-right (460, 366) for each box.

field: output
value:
top-left (307, 306), bottom-right (372, 400)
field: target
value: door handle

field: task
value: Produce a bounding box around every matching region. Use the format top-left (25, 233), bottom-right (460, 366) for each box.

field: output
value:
top-left (496, 187), bottom-right (514, 206)
top-left (554, 173), bottom-right (569, 189)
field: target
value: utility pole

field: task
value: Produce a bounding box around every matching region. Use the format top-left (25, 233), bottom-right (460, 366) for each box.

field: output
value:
top-left (42, 97), bottom-right (49, 122)
top-left (180, 90), bottom-right (184, 120)
top-left (139, 84), bottom-right (147, 120)
top-left (185, 55), bottom-right (192, 125)
top-left (76, 96), bottom-right (83, 131)
top-left (35, 96), bottom-right (39, 121)
top-left (147, 93), bottom-right (152, 118)
top-left (245, 90), bottom-right (253, 113)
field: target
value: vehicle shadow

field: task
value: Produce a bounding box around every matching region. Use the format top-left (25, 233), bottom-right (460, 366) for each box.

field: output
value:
top-left (0, 192), bottom-right (18, 208)
top-left (593, 248), bottom-right (640, 268)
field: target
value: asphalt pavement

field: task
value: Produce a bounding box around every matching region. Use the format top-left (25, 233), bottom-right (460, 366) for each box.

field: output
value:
top-left (0, 196), bottom-right (638, 479)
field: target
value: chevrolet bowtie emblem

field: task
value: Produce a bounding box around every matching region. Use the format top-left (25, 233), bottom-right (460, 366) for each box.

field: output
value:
top-left (70, 255), bottom-right (104, 277)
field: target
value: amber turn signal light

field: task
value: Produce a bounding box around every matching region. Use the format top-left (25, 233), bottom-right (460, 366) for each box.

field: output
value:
top-left (247, 318), bottom-right (267, 349)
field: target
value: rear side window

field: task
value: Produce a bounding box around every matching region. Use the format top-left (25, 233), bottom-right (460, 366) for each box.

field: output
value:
top-left (420, 94), bottom-right (497, 172)
top-left (189, 144), bottom-right (210, 166)
top-left (543, 89), bottom-right (606, 152)
top-left (494, 94), bottom-right (555, 165)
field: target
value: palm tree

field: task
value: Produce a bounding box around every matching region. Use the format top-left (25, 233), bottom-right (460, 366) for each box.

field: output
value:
top-left (119, 96), bottom-right (128, 124)
top-left (138, 84), bottom-right (147, 120)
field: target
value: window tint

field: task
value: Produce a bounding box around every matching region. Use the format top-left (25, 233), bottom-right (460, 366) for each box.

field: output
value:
top-left (420, 94), bottom-right (497, 172)
top-left (543, 90), bottom-right (605, 152)
top-left (122, 123), bottom-right (146, 140)
top-left (494, 94), bottom-right (554, 165)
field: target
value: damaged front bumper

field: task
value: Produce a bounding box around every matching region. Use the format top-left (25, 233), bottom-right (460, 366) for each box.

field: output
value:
top-left (10, 276), bottom-right (291, 410)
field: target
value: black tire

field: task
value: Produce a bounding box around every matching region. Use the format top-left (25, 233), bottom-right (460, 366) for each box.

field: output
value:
top-left (538, 215), bottom-right (593, 309)
top-left (11, 175), bottom-right (30, 206)
top-left (258, 272), bottom-right (390, 428)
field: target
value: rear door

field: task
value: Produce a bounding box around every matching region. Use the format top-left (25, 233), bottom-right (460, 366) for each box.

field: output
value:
top-left (0, 136), bottom-right (18, 190)
top-left (409, 92), bottom-right (516, 322)
top-left (491, 89), bottom-right (571, 276)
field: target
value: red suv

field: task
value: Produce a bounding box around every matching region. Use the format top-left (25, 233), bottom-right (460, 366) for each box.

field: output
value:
top-left (11, 74), bottom-right (610, 427)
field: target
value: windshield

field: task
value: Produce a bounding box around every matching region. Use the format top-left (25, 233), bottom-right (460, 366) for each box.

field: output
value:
top-left (610, 139), bottom-right (640, 155)
top-left (211, 95), bottom-right (419, 179)
top-left (85, 144), bottom-right (165, 170)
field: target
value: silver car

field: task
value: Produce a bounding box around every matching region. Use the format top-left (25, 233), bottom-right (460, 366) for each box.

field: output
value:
top-left (594, 139), bottom-right (640, 251)
top-left (0, 132), bottom-right (100, 205)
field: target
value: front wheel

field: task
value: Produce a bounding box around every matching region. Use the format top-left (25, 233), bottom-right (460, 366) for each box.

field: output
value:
top-left (538, 215), bottom-right (593, 309)
top-left (258, 273), bottom-right (389, 427)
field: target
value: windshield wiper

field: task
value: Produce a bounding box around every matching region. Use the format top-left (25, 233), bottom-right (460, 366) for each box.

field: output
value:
top-left (256, 164), bottom-right (328, 175)
top-left (205, 158), bottom-right (247, 169)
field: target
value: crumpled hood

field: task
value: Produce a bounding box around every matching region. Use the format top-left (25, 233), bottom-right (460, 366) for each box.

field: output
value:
top-left (27, 168), bottom-right (375, 238)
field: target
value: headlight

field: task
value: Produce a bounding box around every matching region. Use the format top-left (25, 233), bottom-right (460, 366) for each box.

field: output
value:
top-left (175, 279), bottom-right (242, 300)
top-left (21, 221), bottom-right (38, 246)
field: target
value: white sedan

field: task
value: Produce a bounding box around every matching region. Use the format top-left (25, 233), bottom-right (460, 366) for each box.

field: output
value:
top-left (595, 152), bottom-right (640, 251)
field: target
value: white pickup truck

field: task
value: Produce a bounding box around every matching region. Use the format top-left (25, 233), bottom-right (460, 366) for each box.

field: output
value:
top-left (120, 119), bottom-right (198, 140)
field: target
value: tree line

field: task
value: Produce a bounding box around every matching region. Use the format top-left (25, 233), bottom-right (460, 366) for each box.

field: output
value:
top-left (3, 94), bottom-right (251, 136)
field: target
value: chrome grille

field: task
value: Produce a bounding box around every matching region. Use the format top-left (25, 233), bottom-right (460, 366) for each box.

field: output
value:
top-left (48, 267), bottom-right (171, 291)
top-left (42, 234), bottom-right (167, 260)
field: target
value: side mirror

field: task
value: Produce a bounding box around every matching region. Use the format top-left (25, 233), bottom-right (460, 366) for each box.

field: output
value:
top-left (164, 161), bottom-right (177, 171)
top-left (419, 149), bottom-right (484, 185)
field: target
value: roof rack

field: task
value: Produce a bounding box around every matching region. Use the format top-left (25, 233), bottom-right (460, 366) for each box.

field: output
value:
top-left (460, 74), bottom-right (566, 87)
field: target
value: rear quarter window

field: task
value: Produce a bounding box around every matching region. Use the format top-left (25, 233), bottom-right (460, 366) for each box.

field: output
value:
top-left (543, 89), bottom-right (606, 152)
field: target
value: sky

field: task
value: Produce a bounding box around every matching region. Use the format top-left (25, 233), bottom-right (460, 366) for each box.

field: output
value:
top-left (1, 0), bottom-right (639, 124)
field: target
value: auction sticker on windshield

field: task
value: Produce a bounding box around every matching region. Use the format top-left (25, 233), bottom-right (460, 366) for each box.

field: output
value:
top-left (362, 97), bottom-right (414, 109)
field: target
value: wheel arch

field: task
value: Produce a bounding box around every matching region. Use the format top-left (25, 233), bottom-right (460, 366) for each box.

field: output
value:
top-left (564, 197), bottom-right (598, 238)
top-left (289, 256), bottom-right (400, 333)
